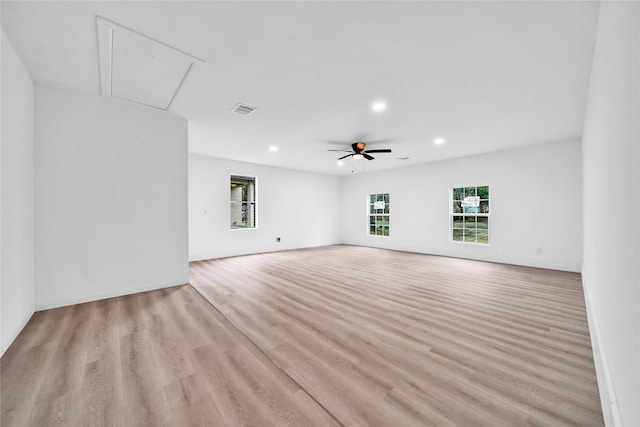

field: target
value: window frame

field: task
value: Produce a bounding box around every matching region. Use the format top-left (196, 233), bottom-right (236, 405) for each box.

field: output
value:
top-left (230, 174), bottom-right (258, 230)
top-left (450, 185), bottom-right (490, 245)
top-left (368, 193), bottom-right (390, 237)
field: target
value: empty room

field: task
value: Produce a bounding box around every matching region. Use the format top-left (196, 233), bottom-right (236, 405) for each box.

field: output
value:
top-left (1, 1), bottom-right (638, 426)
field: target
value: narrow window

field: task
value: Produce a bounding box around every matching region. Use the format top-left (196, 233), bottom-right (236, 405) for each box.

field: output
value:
top-left (369, 193), bottom-right (390, 236)
top-left (230, 175), bottom-right (256, 229)
top-left (451, 186), bottom-right (489, 244)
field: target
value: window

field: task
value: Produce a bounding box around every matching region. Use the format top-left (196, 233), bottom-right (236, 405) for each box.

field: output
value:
top-left (369, 193), bottom-right (390, 236)
top-left (451, 186), bottom-right (489, 244)
top-left (230, 175), bottom-right (256, 229)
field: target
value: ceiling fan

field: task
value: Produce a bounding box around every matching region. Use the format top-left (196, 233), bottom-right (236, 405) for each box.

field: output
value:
top-left (328, 142), bottom-right (392, 160)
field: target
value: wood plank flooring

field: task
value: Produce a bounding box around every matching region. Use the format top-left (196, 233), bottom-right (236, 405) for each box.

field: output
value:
top-left (1, 285), bottom-right (337, 426)
top-left (189, 245), bottom-right (604, 427)
top-left (2, 244), bottom-right (603, 426)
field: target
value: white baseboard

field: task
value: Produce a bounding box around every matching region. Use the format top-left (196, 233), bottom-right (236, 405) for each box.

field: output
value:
top-left (1, 309), bottom-right (34, 357)
top-left (341, 240), bottom-right (581, 272)
top-left (34, 280), bottom-right (187, 311)
top-left (189, 241), bottom-right (341, 262)
top-left (495, 253), bottom-right (581, 272)
top-left (582, 272), bottom-right (622, 427)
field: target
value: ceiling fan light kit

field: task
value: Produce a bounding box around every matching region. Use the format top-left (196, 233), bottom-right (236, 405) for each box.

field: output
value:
top-left (328, 141), bottom-right (392, 161)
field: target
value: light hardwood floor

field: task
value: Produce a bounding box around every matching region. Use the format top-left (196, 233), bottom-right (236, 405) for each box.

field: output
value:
top-left (190, 245), bottom-right (604, 427)
top-left (2, 245), bottom-right (603, 426)
top-left (1, 284), bottom-right (336, 426)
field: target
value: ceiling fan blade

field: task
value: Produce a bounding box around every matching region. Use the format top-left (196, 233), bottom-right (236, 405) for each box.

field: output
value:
top-left (327, 149), bottom-right (353, 152)
top-left (365, 149), bottom-right (392, 153)
top-left (363, 153), bottom-right (375, 160)
top-left (337, 154), bottom-right (353, 160)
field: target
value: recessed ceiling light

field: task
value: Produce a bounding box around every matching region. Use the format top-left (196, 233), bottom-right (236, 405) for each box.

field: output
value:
top-left (269, 146), bottom-right (278, 152)
top-left (337, 161), bottom-right (344, 166)
top-left (434, 137), bottom-right (446, 145)
top-left (371, 101), bottom-right (387, 113)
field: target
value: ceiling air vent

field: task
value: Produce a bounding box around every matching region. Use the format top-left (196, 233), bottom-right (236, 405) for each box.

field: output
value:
top-left (231, 103), bottom-right (257, 116)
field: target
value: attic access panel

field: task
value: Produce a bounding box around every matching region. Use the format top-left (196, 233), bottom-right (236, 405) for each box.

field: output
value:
top-left (97, 17), bottom-right (203, 111)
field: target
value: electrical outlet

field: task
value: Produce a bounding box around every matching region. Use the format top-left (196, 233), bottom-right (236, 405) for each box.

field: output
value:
top-left (276, 237), bottom-right (281, 243)
top-left (537, 247), bottom-right (543, 254)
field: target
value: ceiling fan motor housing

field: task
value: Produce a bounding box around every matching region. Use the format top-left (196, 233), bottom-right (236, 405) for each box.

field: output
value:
top-left (331, 141), bottom-right (392, 161)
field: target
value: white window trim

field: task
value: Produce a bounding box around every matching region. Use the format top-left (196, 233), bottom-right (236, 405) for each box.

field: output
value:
top-left (450, 185), bottom-right (490, 246)
top-left (367, 193), bottom-right (390, 237)
top-left (230, 174), bottom-right (258, 230)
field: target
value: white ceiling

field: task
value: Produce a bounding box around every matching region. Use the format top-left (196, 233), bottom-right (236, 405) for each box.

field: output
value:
top-left (1, 1), bottom-right (599, 176)
top-left (98, 16), bottom-right (202, 111)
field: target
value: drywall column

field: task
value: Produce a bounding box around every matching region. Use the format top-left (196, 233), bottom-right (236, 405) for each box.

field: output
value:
top-left (34, 85), bottom-right (188, 309)
top-left (1, 30), bottom-right (35, 355)
top-left (582, 2), bottom-right (639, 426)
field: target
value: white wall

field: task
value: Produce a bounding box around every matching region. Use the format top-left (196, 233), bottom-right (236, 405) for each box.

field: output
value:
top-left (34, 85), bottom-right (188, 309)
top-left (582, 2), bottom-right (639, 426)
top-left (1, 30), bottom-right (35, 355)
top-left (189, 154), bottom-right (341, 260)
top-left (341, 140), bottom-right (582, 272)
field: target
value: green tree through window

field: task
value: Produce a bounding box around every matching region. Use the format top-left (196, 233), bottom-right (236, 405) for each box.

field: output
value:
top-left (452, 186), bottom-right (489, 244)
top-left (369, 193), bottom-right (390, 236)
